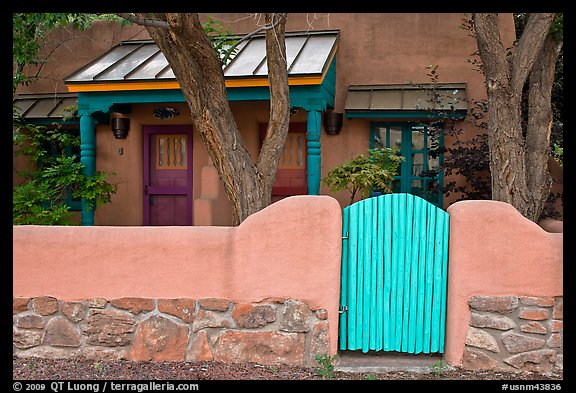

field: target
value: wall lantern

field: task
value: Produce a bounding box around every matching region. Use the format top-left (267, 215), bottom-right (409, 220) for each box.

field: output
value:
top-left (324, 111), bottom-right (343, 135)
top-left (111, 116), bottom-right (130, 139)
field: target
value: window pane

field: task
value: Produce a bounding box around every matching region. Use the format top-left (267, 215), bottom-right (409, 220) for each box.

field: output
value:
top-left (428, 155), bottom-right (441, 172)
top-left (426, 124), bottom-right (442, 149)
top-left (374, 127), bottom-right (386, 148)
top-left (389, 127), bottom-right (402, 151)
top-left (411, 126), bottom-right (425, 150)
top-left (412, 153), bottom-right (425, 176)
top-left (426, 124), bottom-right (442, 174)
top-left (411, 178), bottom-right (423, 196)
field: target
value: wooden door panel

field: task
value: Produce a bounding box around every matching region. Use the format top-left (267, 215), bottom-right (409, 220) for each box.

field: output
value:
top-left (260, 123), bottom-right (308, 197)
top-left (149, 195), bottom-right (188, 226)
top-left (144, 126), bottom-right (193, 226)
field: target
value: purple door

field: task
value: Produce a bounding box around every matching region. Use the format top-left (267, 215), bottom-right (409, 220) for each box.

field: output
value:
top-left (144, 125), bottom-right (193, 225)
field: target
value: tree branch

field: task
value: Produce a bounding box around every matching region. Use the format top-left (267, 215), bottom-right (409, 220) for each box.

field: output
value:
top-left (116, 13), bottom-right (169, 29)
top-left (222, 13), bottom-right (287, 65)
top-left (473, 13), bottom-right (509, 77)
top-left (509, 13), bottom-right (555, 97)
top-left (256, 13), bottom-right (290, 179)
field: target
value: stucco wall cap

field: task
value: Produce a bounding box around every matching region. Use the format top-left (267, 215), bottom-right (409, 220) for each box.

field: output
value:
top-left (447, 200), bottom-right (559, 236)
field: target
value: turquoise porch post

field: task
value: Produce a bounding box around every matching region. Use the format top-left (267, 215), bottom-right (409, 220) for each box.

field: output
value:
top-left (306, 110), bottom-right (322, 195)
top-left (80, 114), bottom-right (96, 226)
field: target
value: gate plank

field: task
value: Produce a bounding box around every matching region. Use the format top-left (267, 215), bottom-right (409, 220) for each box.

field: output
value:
top-left (423, 203), bottom-right (436, 353)
top-left (390, 195), bottom-right (400, 350)
top-left (431, 209), bottom-right (446, 353)
top-left (369, 197), bottom-right (379, 350)
top-left (415, 197), bottom-right (428, 354)
top-left (394, 193), bottom-right (407, 351)
top-left (383, 196), bottom-right (393, 351)
top-left (362, 198), bottom-right (373, 352)
top-left (439, 216), bottom-right (450, 353)
top-left (375, 196), bottom-right (385, 350)
top-left (347, 202), bottom-right (359, 350)
top-left (401, 194), bottom-right (414, 352)
top-left (339, 205), bottom-right (349, 350)
top-left (407, 196), bottom-right (421, 353)
top-left (356, 201), bottom-right (365, 349)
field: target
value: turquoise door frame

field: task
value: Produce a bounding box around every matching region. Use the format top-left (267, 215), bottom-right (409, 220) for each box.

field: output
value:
top-left (76, 59), bottom-right (336, 225)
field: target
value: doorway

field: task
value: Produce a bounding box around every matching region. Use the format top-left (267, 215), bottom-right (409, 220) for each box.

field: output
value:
top-left (143, 125), bottom-right (193, 225)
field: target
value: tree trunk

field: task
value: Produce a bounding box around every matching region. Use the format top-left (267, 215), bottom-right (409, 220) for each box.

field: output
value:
top-left (139, 13), bottom-right (289, 226)
top-left (526, 34), bottom-right (563, 221)
top-left (256, 14), bottom-right (290, 208)
top-left (473, 13), bottom-right (556, 222)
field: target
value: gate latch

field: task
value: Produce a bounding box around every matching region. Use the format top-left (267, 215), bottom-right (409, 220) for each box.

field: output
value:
top-left (339, 305), bottom-right (348, 314)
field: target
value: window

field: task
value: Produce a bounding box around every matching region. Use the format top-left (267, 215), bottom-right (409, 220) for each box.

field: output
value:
top-left (371, 122), bottom-right (444, 208)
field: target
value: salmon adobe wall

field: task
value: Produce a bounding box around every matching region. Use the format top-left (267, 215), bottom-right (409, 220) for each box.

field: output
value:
top-left (13, 296), bottom-right (329, 366)
top-left (13, 195), bottom-right (343, 365)
top-left (444, 200), bottom-right (563, 369)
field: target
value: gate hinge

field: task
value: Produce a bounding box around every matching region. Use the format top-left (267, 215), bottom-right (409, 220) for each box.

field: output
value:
top-left (342, 232), bottom-right (349, 240)
top-left (339, 305), bottom-right (348, 314)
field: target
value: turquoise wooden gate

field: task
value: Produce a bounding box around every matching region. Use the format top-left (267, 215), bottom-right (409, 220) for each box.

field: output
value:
top-left (339, 193), bottom-right (449, 354)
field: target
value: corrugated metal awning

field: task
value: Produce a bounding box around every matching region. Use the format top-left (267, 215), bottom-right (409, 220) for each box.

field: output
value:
top-left (13, 93), bottom-right (78, 120)
top-left (345, 83), bottom-right (468, 113)
top-left (64, 30), bottom-right (339, 92)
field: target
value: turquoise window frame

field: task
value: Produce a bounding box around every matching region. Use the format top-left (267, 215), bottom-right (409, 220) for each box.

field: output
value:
top-left (370, 122), bottom-right (445, 208)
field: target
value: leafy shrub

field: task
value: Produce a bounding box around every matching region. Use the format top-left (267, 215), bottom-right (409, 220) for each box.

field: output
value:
top-left (323, 148), bottom-right (404, 206)
top-left (13, 111), bottom-right (117, 225)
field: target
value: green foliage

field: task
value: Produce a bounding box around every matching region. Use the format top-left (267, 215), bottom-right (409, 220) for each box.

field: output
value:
top-left (13, 13), bottom-right (120, 225)
top-left (267, 365), bottom-right (280, 375)
top-left (430, 359), bottom-right (449, 377)
top-left (202, 15), bottom-right (239, 65)
top-left (549, 13), bottom-right (563, 41)
top-left (12, 13), bottom-right (96, 90)
top-left (323, 148), bottom-right (404, 206)
top-left (13, 112), bottom-right (117, 225)
top-left (440, 97), bottom-right (492, 202)
top-left (314, 354), bottom-right (337, 379)
top-left (552, 143), bottom-right (563, 168)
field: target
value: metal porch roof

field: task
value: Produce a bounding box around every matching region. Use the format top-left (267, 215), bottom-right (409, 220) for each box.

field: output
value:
top-left (64, 30), bottom-right (339, 91)
top-left (345, 83), bottom-right (468, 112)
top-left (13, 93), bottom-right (78, 119)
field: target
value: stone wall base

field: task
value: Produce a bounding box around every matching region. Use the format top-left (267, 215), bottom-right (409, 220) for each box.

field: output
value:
top-left (463, 296), bottom-right (563, 373)
top-left (13, 296), bottom-right (330, 367)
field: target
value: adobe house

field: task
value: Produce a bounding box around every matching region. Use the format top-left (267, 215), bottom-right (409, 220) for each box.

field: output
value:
top-left (12, 14), bottom-right (563, 370)
top-left (14, 13), bottom-right (520, 226)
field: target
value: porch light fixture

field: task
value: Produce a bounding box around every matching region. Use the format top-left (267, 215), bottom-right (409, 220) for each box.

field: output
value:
top-left (111, 115), bottom-right (130, 139)
top-left (324, 110), bottom-right (343, 135)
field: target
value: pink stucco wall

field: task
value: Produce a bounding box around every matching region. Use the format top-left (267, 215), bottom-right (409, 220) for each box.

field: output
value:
top-left (444, 200), bottom-right (563, 367)
top-left (13, 195), bottom-right (343, 355)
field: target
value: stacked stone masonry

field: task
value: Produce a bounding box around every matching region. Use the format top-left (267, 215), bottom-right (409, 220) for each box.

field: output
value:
top-left (463, 295), bottom-right (563, 373)
top-left (13, 296), bottom-right (330, 367)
